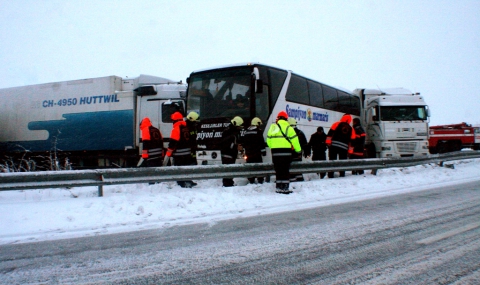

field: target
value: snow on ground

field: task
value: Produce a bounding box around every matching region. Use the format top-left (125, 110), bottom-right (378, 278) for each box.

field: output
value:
top-left (1, 158), bottom-right (480, 245)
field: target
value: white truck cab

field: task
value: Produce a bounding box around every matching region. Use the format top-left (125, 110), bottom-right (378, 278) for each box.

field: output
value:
top-left (354, 88), bottom-right (430, 158)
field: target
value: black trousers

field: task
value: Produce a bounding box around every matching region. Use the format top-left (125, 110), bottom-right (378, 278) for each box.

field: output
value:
top-left (350, 154), bottom-right (364, 174)
top-left (312, 151), bottom-right (327, 178)
top-left (272, 155), bottom-right (292, 188)
top-left (174, 155), bottom-right (194, 186)
top-left (246, 153), bottom-right (264, 183)
top-left (221, 156), bottom-right (236, 187)
top-left (328, 147), bottom-right (348, 178)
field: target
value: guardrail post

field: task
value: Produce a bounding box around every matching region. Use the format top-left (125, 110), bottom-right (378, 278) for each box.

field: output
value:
top-left (98, 174), bottom-right (104, 197)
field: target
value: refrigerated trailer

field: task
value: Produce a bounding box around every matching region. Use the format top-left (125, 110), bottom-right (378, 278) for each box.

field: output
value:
top-left (0, 75), bottom-right (186, 169)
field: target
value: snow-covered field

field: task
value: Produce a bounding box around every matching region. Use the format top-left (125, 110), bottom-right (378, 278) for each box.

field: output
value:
top-left (1, 158), bottom-right (479, 245)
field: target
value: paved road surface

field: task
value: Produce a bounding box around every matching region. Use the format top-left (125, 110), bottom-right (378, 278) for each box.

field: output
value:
top-left (1, 180), bottom-right (479, 284)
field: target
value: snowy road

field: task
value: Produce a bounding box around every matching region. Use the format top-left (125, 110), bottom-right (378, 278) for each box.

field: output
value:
top-left (1, 180), bottom-right (479, 284)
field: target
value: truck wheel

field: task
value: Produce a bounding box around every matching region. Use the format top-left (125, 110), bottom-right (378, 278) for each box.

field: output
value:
top-left (437, 142), bottom-right (448, 153)
top-left (446, 140), bottom-right (460, 152)
top-left (453, 141), bottom-right (462, 151)
top-left (429, 147), bottom-right (438, 154)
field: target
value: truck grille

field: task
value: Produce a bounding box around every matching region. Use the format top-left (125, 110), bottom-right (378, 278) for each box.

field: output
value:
top-left (396, 142), bottom-right (417, 153)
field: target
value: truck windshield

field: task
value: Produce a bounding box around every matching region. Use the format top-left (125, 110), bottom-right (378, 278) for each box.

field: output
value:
top-left (380, 106), bottom-right (428, 121)
top-left (186, 68), bottom-right (253, 120)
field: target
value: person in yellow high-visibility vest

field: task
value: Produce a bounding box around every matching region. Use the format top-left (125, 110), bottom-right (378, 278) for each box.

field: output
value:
top-left (266, 111), bottom-right (301, 194)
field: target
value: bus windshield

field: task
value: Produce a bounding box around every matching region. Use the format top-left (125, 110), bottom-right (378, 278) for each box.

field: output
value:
top-left (186, 68), bottom-right (254, 120)
top-left (380, 106), bottom-right (428, 121)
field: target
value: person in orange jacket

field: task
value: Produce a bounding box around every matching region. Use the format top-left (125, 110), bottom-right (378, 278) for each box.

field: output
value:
top-left (350, 117), bottom-right (366, 175)
top-left (326, 114), bottom-right (356, 178)
top-left (164, 112), bottom-right (197, 188)
top-left (139, 117), bottom-right (164, 167)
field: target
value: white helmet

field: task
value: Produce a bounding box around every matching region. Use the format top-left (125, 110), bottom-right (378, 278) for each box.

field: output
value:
top-left (251, 117), bottom-right (262, 126)
top-left (231, 116), bottom-right (244, 126)
top-left (287, 117), bottom-right (297, 126)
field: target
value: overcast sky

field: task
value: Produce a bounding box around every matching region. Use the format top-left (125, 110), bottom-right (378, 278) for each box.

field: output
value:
top-left (1, 0), bottom-right (479, 125)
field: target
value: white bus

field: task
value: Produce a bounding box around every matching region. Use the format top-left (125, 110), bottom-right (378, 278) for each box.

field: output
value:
top-left (185, 63), bottom-right (360, 164)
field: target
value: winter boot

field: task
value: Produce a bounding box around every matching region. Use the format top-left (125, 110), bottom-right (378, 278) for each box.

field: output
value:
top-left (276, 183), bottom-right (292, 194)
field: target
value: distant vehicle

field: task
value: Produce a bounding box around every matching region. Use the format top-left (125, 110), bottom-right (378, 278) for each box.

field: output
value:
top-left (185, 62), bottom-right (361, 164)
top-left (429, 122), bottom-right (480, 153)
top-left (0, 75), bottom-right (186, 169)
top-left (353, 88), bottom-right (430, 158)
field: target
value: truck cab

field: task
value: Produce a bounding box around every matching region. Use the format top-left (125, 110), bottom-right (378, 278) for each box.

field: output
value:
top-left (355, 88), bottom-right (430, 158)
top-left (133, 82), bottom-right (187, 165)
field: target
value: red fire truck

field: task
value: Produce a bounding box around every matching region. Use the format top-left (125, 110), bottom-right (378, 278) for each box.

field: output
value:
top-left (429, 122), bottom-right (480, 154)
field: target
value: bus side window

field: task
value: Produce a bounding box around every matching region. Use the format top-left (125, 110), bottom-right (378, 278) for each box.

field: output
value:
top-left (286, 74), bottom-right (309, 105)
top-left (308, 80), bottom-right (324, 108)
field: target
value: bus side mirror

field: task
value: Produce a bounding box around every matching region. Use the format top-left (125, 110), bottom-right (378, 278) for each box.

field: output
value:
top-left (256, 79), bottom-right (263, 93)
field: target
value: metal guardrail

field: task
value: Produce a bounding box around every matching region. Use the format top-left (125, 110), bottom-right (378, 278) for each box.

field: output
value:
top-left (1, 151), bottom-right (479, 196)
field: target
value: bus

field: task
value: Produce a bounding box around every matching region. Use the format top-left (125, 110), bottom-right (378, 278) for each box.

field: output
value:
top-left (185, 63), bottom-right (361, 164)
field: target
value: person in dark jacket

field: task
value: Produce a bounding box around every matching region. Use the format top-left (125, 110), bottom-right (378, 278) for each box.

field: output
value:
top-left (164, 112), bottom-right (197, 188)
top-left (288, 118), bottom-right (308, 182)
top-left (220, 116), bottom-right (244, 187)
top-left (139, 117), bottom-right (164, 167)
top-left (350, 118), bottom-right (366, 175)
top-left (241, 117), bottom-right (267, 184)
top-left (307, 126), bottom-right (327, 178)
top-left (326, 114), bottom-right (356, 178)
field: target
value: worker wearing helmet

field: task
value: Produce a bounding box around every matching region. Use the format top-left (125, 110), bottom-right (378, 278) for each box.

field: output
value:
top-left (219, 116), bottom-right (244, 187)
top-left (266, 111), bottom-right (301, 194)
top-left (186, 111), bottom-right (200, 165)
top-left (164, 111), bottom-right (197, 188)
top-left (287, 117), bottom-right (308, 182)
top-left (241, 117), bottom-right (267, 184)
top-left (139, 117), bottom-right (164, 168)
top-left (326, 114), bottom-right (356, 178)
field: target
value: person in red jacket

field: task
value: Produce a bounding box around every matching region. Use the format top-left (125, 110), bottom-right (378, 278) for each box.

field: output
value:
top-left (139, 117), bottom-right (164, 167)
top-left (164, 112), bottom-right (197, 188)
top-left (326, 114), bottom-right (356, 178)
